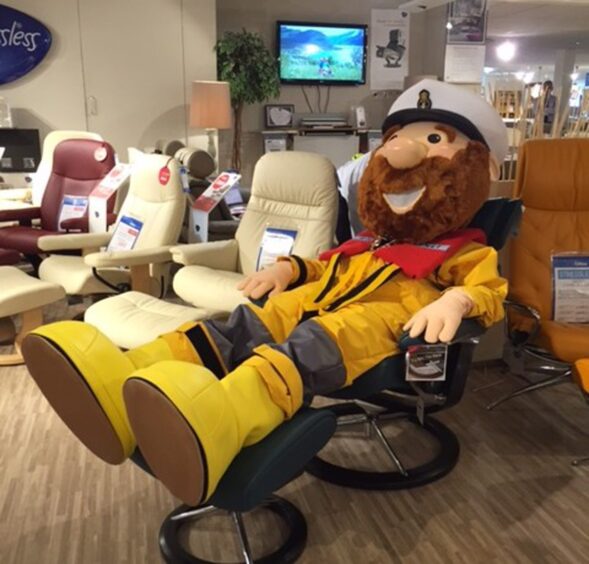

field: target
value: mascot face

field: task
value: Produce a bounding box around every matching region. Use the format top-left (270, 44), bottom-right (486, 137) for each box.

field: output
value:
top-left (358, 121), bottom-right (494, 244)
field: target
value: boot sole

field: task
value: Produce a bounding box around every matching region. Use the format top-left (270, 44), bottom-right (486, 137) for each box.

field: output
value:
top-left (22, 334), bottom-right (126, 464)
top-left (123, 379), bottom-right (207, 506)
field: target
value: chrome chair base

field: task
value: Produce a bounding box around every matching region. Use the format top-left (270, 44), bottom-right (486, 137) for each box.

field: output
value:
top-left (486, 371), bottom-right (571, 410)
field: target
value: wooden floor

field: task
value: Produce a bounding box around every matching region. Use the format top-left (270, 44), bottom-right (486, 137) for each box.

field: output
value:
top-left (1, 300), bottom-right (589, 563)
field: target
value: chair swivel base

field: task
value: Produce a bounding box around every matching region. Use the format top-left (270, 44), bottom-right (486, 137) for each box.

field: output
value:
top-left (159, 494), bottom-right (307, 564)
top-left (306, 402), bottom-right (460, 490)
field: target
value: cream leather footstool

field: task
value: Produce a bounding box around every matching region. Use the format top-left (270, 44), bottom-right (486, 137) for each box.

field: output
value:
top-left (84, 291), bottom-right (222, 349)
top-left (0, 266), bottom-right (66, 365)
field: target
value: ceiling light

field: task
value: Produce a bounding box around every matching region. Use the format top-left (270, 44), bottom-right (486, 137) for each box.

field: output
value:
top-left (524, 71), bottom-right (534, 83)
top-left (446, 22), bottom-right (453, 30)
top-left (571, 72), bottom-right (579, 81)
top-left (484, 66), bottom-right (494, 74)
top-left (515, 71), bottom-right (525, 81)
top-left (496, 41), bottom-right (516, 62)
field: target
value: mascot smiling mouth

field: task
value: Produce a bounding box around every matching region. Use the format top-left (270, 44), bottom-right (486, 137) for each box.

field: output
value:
top-left (358, 139), bottom-right (491, 244)
top-left (383, 186), bottom-right (426, 214)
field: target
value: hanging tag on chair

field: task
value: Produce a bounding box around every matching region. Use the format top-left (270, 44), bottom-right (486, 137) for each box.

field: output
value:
top-left (405, 344), bottom-right (448, 382)
top-left (159, 166), bottom-right (171, 185)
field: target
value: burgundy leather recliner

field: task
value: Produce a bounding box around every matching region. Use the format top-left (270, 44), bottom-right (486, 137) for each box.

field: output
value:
top-left (0, 139), bottom-right (116, 263)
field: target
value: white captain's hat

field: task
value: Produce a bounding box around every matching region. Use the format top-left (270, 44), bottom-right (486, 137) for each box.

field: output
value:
top-left (383, 79), bottom-right (508, 163)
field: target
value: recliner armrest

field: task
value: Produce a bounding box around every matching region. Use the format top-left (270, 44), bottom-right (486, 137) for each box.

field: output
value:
top-left (84, 246), bottom-right (173, 268)
top-left (171, 239), bottom-right (239, 271)
top-left (60, 213), bottom-right (118, 232)
top-left (0, 206), bottom-right (41, 224)
top-left (398, 319), bottom-right (486, 351)
top-left (38, 232), bottom-right (113, 251)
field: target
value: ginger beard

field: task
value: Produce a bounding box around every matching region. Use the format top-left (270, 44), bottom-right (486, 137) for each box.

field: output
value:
top-left (357, 140), bottom-right (491, 244)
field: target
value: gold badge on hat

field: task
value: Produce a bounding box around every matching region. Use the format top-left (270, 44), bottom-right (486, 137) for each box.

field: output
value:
top-left (417, 89), bottom-right (432, 110)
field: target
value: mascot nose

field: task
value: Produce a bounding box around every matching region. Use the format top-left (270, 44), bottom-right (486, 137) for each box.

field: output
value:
top-left (380, 137), bottom-right (428, 169)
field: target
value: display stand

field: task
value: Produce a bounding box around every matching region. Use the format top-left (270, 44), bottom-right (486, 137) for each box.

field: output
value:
top-left (261, 128), bottom-right (381, 157)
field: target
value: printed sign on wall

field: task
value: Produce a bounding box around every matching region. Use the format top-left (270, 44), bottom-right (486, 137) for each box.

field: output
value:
top-left (0, 5), bottom-right (52, 85)
top-left (370, 9), bottom-right (410, 91)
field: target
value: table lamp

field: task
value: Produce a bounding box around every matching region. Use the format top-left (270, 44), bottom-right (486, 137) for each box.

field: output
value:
top-left (189, 80), bottom-right (232, 161)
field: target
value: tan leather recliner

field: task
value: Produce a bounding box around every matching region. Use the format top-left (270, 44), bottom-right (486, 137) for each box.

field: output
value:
top-left (37, 153), bottom-right (186, 297)
top-left (171, 151), bottom-right (339, 313)
top-left (489, 138), bottom-right (589, 410)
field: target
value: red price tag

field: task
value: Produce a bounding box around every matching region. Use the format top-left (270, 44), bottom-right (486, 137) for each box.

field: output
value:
top-left (159, 166), bottom-right (171, 185)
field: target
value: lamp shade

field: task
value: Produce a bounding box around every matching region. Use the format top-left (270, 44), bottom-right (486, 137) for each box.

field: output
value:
top-left (189, 80), bottom-right (232, 129)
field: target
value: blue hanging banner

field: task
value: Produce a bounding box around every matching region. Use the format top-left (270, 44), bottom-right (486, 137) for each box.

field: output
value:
top-left (0, 4), bottom-right (52, 85)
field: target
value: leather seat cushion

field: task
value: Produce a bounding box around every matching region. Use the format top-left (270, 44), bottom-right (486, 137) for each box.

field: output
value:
top-left (85, 291), bottom-right (219, 349)
top-left (39, 255), bottom-right (129, 296)
top-left (173, 265), bottom-right (247, 313)
top-left (537, 320), bottom-right (589, 364)
top-left (0, 249), bottom-right (21, 266)
top-left (0, 226), bottom-right (58, 255)
top-left (0, 266), bottom-right (65, 317)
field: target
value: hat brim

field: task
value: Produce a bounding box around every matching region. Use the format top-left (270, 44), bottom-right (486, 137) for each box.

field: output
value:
top-left (382, 109), bottom-right (489, 149)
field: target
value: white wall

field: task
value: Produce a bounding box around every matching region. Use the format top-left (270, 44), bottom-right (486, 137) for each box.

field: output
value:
top-left (2, 0), bottom-right (88, 136)
top-left (3, 0), bottom-right (217, 155)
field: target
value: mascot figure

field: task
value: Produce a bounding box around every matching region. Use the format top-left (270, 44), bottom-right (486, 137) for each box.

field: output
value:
top-left (22, 80), bottom-right (508, 506)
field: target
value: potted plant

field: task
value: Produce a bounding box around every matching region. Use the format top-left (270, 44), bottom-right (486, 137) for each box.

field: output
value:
top-left (215, 30), bottom-right (280, 171)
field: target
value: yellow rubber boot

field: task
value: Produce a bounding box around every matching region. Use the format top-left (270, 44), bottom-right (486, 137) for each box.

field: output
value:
top-left (125, 322), bottom-right (203, 369)
top-left (22, 321), bottom-right (138, 464)
top-left (123, 362), bottom-right (285, 506)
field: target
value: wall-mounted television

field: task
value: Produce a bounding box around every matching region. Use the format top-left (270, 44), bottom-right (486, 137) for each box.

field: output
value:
top-left (277, 21), bottom-right (368, 86)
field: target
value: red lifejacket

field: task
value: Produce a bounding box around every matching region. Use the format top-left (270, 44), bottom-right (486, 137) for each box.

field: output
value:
top-left (319, 228), bottom-right (486, 279)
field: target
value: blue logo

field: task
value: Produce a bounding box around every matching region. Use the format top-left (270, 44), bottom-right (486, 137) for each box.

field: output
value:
top-left (0, 5), bottom-right (52, 85)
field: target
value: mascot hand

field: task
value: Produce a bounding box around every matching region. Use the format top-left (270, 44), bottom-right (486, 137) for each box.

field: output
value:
top-left (403, 289), bottom-right (474, 343)
top-left (237, 261), bottom-right (294, 299)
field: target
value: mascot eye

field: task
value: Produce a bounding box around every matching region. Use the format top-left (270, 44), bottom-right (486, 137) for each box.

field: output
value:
top-left (427, 133), bottom-right (442, 144)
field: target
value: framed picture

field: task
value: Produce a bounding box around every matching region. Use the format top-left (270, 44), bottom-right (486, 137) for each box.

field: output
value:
top-left (447, 0), bottom-right (487, 44)
top-left (265, 104), bottom-right (295, 129)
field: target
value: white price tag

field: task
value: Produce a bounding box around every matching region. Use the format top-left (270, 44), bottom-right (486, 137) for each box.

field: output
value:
top-left (256, 228), bottom-right (297, 271)
top-left (552, 254), bottom-right (589, 323)
top-left (192, 172), bottom-right (241, 213)
top-left (405, 344), bottom-right (448, 382)
top-left (107, 215), bottom-right (143, 252)
top-left (89, 163), bottom-right (131, 233)
top-left (58, 195), bottom-right (89, 231)
top-left (180, 166), bottom-right (190, 193)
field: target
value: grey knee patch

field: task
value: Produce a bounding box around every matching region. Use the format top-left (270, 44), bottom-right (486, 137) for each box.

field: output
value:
top-left (269, 320), bottom-right (346, 403)
top-left (206, 305), bottom-right (274, 369)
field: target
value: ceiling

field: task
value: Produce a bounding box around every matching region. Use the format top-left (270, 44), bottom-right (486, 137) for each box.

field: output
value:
top-left (486, 0), bottom-right (589, 69)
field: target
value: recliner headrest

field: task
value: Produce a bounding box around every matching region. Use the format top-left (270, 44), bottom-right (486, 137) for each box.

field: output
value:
top-left (515, 138), bottom-right (589, 211)
top-left (251, 151), bottom-right (337, 208)
top-left (52, 139), bottom-right (116, 180)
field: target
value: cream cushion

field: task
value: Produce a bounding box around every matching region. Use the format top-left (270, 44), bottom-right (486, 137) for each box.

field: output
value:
top-left (173, 266), bottom-right (247, 313)
top-left (39, 255), bottom-right (130, 295)
top-left (172, 151), bottom-right (338, 313)
top-left (84, 291), bottom-right (217, 349)
top-left (0, 266), bottom-right (65, 317)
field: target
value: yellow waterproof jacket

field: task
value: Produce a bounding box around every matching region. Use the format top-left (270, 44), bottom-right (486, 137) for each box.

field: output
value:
top-left (283, 241), bottom-right (507, 327)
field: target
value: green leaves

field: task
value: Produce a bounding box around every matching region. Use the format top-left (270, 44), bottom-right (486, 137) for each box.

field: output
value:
top-left (215, 30), bottom-right (280, 106)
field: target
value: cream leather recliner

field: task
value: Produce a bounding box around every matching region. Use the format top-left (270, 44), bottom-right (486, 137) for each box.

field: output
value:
top-left (171, 151), bottom-right (339, 313)
top-left (37, 153), bottom-right (185, 298)
top-left (32, 130), bottom-right (104, 206)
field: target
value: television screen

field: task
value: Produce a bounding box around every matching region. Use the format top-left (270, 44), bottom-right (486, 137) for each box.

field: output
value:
top-left (277, 21), bottom-right (367, 86)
